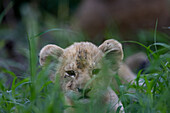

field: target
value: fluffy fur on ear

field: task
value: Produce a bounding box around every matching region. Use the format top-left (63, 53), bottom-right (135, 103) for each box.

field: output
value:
top-left (98, 39), bottom-right (124, 70)
top-left (39, 44), bottom-right (64, 66)
top-left (99, 39), bottom-right (123, 60)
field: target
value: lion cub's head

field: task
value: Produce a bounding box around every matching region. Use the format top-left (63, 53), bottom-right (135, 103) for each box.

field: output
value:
top-left (39, 39), bottom-right (123, 99)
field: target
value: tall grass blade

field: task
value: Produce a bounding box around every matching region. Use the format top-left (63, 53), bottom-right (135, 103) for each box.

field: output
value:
top-left (0, 2), bottom-right (13, 24)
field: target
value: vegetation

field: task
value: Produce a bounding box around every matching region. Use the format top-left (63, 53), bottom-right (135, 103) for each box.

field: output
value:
top-left (0, 28), bottom-right (169, 113)
top-left (0, 1), bottom-right (169, 113)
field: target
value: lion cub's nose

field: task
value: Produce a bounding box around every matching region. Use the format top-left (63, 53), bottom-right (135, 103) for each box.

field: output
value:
top-left (77, 88), bottom-right (91, 94)
top-left (77, 88), bottom-right (83, 93)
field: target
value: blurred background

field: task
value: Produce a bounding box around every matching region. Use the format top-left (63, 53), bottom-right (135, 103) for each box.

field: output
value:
top-left (0, 0), bottom-right (170, 86)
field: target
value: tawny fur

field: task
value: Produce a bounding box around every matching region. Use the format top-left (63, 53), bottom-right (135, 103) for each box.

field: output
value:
top-left (39, 39), bottom-right (135, 113)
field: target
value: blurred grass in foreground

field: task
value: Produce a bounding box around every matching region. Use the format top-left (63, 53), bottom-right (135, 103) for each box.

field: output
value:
top-left (0, 1), bottom-right (169, 113)
top-left (0, 28), bottom-right (169, 113)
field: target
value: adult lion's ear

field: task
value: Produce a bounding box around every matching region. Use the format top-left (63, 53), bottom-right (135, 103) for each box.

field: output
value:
top-left (39, 44), bottom-right (64, 66)
top-left (98, 39), bottom-right (123, 70)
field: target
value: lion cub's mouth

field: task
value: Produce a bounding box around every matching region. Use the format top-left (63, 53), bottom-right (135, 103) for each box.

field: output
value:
top-left (77, 88), bottom-right (91, 104)
top-left (66, 88), bottom-right (91, 103)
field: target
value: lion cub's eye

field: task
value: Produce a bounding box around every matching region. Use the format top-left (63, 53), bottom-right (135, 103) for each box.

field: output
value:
top-left (92, 69), bottom-right (101, 75)
top-left (64, 70), bottom-right (76, 78)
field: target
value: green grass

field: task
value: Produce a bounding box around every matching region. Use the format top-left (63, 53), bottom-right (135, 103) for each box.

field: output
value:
top-left (0, 30), bottom-right (169, 113)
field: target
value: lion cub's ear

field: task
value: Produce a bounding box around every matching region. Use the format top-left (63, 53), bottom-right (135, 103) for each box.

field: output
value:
top-left (98, 39), bottom-right (124, 69)
top-left (39, 44), bottom-right (64, 66)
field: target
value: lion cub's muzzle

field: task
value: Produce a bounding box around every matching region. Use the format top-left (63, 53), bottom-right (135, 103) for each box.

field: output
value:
top-left (77, 87), bottom-right (91, 99)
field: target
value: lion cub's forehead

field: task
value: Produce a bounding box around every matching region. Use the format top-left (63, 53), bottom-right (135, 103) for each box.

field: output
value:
top-left (63, 42), bottom-right (103, 70)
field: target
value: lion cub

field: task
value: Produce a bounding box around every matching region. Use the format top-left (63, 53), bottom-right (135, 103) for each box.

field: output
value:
top-left (39, 39), bottom-right (135, 113)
